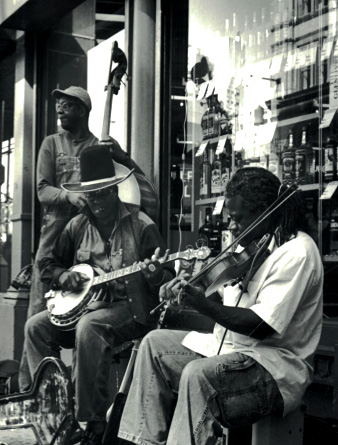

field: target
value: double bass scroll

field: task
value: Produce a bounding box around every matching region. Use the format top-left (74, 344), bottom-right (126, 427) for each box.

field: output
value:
top-left (101, 41), bottom-right (159, 223)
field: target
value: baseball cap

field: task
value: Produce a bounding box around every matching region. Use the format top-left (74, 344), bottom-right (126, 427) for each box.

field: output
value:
top-left (51, 86), bottom-right (92, 111)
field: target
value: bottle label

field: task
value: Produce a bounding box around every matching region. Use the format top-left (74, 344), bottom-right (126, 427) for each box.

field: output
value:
top-left (282, 150), bottom-right (295, 180)
top-left (324, 148), bottom-right (335, 180)
top-left (295, 149), bottom-right (306, 183)
top-left (200, 174), bottom-right (207, 196)
top-left (211, 166), bottom-right (222, 194)
top-left (208, 115), bottom-right (215, 137)
top-left (221, 168), bottom-right (230, 190)
top-left (201, 115), bottom-right (209, 139)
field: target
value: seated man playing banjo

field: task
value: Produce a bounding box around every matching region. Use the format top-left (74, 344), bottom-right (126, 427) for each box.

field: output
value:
top-left (20, 145), bottom-right (175, 445)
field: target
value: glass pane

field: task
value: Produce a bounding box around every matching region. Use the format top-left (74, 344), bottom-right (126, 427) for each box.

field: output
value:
top-left (168, 0), bottom-right (338, 260)
top-left (0, 138), bottom-right (14, 291)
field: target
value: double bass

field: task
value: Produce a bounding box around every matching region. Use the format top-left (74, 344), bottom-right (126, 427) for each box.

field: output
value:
top-left (101, 41), bottom-right (159, 223)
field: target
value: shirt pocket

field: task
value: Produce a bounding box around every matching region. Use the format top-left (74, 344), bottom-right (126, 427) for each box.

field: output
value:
top-left (77, 249), bottom-right (91, 263)
top-left (55, 155), bottom-right (81, 186)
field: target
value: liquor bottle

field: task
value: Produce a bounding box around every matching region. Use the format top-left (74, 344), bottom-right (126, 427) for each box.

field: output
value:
top-left (199, 150), bottom-right (211, 198)
top-left (209, 213), bottom-right (224, 255)
top-left (295, 128), bottom-right (314, 184)
top-left (235, 150), bottom-right (243, 171)
top-left (221, 139), bottom-right (232, 192)
top-left (329, 203), bottom-right (338, 255)
top-left (201, 107), bottom-right (210, 140)
top-left (211, 153), bottom-right (223, 197)
top-left (208, 105), bottom-right (217, 138)
top-left (282, 130), bottom-right (295, 183)
top-left (198, 207), bottom-right (213, 249)
top-left (221, 214), bottom-right (234, 253)
top-left (323, 136), bottom-right (337, 182)
top-left (219, 109), bottom-right (230, 136)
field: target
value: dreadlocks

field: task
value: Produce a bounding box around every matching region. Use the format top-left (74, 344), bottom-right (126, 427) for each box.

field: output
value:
top-left (225, 167), bottom-right (309, 246)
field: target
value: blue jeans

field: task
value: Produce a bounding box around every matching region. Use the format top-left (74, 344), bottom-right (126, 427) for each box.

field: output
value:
top-left (118, 329), bottom-right (283, 445)
top-left (21, 301), bottom-right (149, 421)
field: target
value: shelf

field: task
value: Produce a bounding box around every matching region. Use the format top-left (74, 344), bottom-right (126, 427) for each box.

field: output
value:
top-left (195, 198), bottom-right (218, 206)
top-left (298, 183), bottom-right (319, 191)
top-left (201, 135), bottom-right (233, 146)
top-left (323, 255), bottom-right (338, 262)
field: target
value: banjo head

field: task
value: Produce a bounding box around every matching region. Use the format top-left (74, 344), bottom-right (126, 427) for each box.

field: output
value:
top-left (48, 264), bottom-right (94, 316)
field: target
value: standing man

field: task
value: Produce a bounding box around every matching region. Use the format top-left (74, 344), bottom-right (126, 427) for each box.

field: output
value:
top-left (21, 145), bottom-right (175, 445)
top-left (117, 167), bottom-right (323, 445)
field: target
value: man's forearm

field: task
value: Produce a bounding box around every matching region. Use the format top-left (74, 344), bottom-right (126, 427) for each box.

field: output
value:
top-left (190, 298), bottom-right (274, 339)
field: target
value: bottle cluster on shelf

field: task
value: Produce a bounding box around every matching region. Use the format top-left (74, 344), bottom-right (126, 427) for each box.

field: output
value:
top-left (199, 140), bottom-right (243, 199)
top-left (201, 94), bottom-right (232, 141)
top-left (281, 129), bottom-right (338, 185)
top-left (198, 208), bottom-right (233, 257)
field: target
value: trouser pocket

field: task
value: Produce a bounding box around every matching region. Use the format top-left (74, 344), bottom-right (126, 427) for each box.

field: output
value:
top-left (217, 352), bottom-right (283, 428)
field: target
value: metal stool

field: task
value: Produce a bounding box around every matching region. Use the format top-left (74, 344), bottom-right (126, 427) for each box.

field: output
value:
top-left (110, 340), bottom-right (135, 396)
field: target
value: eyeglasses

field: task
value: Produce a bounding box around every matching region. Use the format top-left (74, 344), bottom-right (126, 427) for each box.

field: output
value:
top-left (84, 187), bottom-right (117, 200)
top-left (55, 102), bottom-right (78, 112)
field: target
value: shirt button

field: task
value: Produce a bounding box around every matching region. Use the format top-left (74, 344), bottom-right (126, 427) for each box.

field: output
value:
top-left (122, 263), bottom-right (126, 267)
top-left (133, 315), bottom-right (137, 319)
top-left (125, 280), bottom-right (129, 285)
top-left (129, 298), bottom-right (132, 302)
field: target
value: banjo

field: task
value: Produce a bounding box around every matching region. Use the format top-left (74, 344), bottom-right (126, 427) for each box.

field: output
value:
top-left (45, 247), bottom-right (211, 331)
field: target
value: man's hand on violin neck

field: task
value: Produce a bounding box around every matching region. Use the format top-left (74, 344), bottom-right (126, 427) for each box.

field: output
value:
top-left (159, 275), bottom-right (208, 311)
top-left (178, 282), bottom-right (207, 309)
top-left (159, 274), bottom-right (189, 302)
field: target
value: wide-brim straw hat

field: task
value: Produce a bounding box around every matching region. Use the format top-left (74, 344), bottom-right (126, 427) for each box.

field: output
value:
top-left (62, 145), bottom-right (140, 206)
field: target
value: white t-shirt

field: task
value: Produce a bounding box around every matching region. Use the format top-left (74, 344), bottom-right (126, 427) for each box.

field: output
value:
top-left (182, 232), bottom-right (323, 415)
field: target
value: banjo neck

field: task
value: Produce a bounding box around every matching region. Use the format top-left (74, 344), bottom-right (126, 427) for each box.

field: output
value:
top-left (92, 252), bottom-right (187, 287)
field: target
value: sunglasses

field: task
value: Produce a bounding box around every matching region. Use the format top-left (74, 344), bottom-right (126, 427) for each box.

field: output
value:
top-left (55, 102), bottom-right (78, 112)
top-left (84, 187), bottom-right (117, 200)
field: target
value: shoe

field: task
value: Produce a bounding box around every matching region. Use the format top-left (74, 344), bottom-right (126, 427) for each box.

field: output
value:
top-left (80, 429), bottom-right (104, 445)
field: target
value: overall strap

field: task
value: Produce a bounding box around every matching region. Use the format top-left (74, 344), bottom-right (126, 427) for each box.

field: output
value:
top-left (54, 133), bottom-right (65, 157)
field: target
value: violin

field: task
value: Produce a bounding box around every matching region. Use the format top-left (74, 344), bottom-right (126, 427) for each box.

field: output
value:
top-left (189, 233), bottom-right (272, 297)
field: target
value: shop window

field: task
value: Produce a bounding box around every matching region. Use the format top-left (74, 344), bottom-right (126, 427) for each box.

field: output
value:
top-left (0, 139), bottom-right (14, 290)
top-left (166, 0), bottom-right (334, 265)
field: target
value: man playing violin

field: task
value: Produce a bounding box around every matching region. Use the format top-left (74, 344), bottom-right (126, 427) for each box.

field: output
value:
top-left (118, 167), bottom-right (323, 445)
top-left (20, 145), bottom-right (175, 445)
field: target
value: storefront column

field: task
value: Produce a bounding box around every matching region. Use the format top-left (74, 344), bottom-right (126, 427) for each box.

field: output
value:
top-left (0, 31), bottom-right (35, 361)
top-left (11, 32), bottom-right (34, 277)
top-left (129, 0), bottom-right (156, 180)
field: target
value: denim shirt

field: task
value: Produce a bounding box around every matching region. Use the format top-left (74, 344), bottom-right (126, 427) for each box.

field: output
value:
top-left (40, 201), bottom-right (175, 327)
